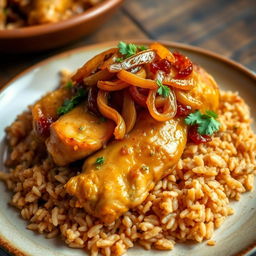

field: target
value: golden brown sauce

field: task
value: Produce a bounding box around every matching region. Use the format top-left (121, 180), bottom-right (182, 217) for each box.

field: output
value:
top-left (46, 104), bottom-right (115, 166)
top-left (65, 65), bottom-right (220, 223)
top-left (175, 65), bottom-right (219, 111)
top-left (66, 112), bottom-right (187, 223)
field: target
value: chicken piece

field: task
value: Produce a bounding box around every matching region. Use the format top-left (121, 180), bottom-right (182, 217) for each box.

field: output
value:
top-left (176, 65), bottom-right (219, 111)
top-left (46, 104), bottom-right (115, 166)
top-left (32, 87), bottom-right (72, 139)
top-left (28, 0), bottom-right (72, 25)
top-left (66, 112), bottom-right (187, 223)
top-left (193, 65), bottom-right (219, 111)
top-left (65, 64), bottom-right (220, 223)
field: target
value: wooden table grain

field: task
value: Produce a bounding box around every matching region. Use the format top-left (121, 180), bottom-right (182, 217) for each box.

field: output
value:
top-left (0, 0), bottom-right (255, 88)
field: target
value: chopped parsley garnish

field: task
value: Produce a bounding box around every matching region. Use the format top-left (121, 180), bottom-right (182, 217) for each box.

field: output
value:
top-left (95, 157), bottom-right (105, 169)
top-left (137, 45), bottom-right (148, 51)
top-left (117, 42), bottom-right (148, 60)
top-left (115, 57), bottom-right (124, 63)
top-left (185, 110), bottom-right (220, 135)
top-left (57, 88), bottom-right (86, 115)
top-left (156, 79), bottom-right (170, 98)
top-left (118, 41), bottom-right (137, 58)
top-left (65, 80), bottom-right (73, 89)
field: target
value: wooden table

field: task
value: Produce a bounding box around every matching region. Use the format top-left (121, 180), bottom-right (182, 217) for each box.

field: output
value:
top-left (0, 0), bottom-right (255, 88)
top-left (0, 1), bottom-right (255, 256)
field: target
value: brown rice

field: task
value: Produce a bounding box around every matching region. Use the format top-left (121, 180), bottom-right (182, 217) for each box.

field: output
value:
top-left (0, 90), bottom-right (255, 255)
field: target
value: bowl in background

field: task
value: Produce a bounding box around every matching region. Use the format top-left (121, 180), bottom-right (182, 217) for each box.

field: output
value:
top-left (0, 0), bottom-right (123, 53)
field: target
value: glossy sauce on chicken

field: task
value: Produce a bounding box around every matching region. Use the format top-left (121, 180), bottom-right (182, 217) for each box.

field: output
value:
top-left (30, 42), bottom-right (221, 224)
top-left (66, 112), bottom-right (187, 223)
top-left (46, 104), bottom-right (115, 166)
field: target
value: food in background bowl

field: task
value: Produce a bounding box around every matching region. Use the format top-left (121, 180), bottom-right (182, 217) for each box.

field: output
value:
top-left (0, 0), bottom-right (105, 29)
top-left (0, 0), bottom-right (123, 53)
top-left (0, 42), bottom-right (255, 255)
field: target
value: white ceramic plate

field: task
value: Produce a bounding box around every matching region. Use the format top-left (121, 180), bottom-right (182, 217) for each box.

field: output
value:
top-left (0, 41), bottom-right (255, 256)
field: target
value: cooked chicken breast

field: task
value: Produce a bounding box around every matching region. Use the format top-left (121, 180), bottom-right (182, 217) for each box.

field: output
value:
top-left (66, 112), bottom-right (187, 223)
top-left (46, 104), bottom-right (115, 166)
top-left (32, 87), bottom-right (72, 139)
top-left (192, 65), bottom-right (219, 111)
top-left (175, 65), bottom-right (219, 111)
top-left (65, 65), bottom-right (220, 223)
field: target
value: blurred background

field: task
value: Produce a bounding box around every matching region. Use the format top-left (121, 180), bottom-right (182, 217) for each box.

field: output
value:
top-left (0, 0), bottom-right (255, 87)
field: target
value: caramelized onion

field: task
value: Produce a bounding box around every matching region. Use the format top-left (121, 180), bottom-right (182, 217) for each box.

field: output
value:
top-left (135, 68), bottom-right (147, 78)
top-left (97, 90), bottom-right (126, 140)
top-left (122, 91), bottom-right (137, 133)
top-left (150, 42), bottom-right (175, 63)
top-left (84, 69), bottom-right (114, 87)
top-left (129, 86), bottom-right (147, 107)
top-left (98, 80), bottom-right (129, 91)
top-left (88, 87), bottom-right (100, 116)
top-left (146, 89), bottom-right (177, 121)
top-left (101, 53), bottom-right (119, 70)
top-left (117, 70), bottom-right (158, 89)
top-left (129, 85), bottom-right (170, 108)
top-left (175, 90), bottom-right (202, 109)
top-left (72, 48), bottom-right (117, 83)
top-left (163, 76), bottom-right (194, 90)
top-left (108, 50), bottom-right (156, 72)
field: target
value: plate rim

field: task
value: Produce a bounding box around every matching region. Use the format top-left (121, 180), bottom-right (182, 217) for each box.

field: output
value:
top-left (0, 40), bottom-right (255, 256)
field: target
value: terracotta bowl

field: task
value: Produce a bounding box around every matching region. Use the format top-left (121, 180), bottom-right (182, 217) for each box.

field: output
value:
top-left (0, 0), bottom-right (123, 53)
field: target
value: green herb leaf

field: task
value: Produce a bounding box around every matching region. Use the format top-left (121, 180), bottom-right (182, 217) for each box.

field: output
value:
top-left (95, 156), bottom-right (105, 166)
top-left (115, 57), bottom-right (124, 63)
top-left (65, 80), bottom-right (73, 89)
top-left (117, 42), bottom-right (148, 61)
top-left (205, 110), bottom-right (218, 118)
top-left (156, 79), bottom-right (170, 98)
top-left (126, 44), bottom-right (137, 57)
top-left (185, 110), bottom-right (220, 135)
top-left (57, 88), bottom-right (86, 115)
top-left (137, 45), bottom-right (148, 51)
top-left (118, 41), bottom-right (128, 55)
top-left (184, 110), bottom-right (203, 126)
top-left (118, 41), bottom-right (138, 58)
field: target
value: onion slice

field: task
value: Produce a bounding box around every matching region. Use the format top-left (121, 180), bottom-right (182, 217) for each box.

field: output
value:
top-left (163, 76), bottom-right (194, 90)
top-left (98, 80), bottom-right (129, 91)
top-left (129, 86), bottom-right (147, 107)
top-left (146, 89), bottom-right (177, 121)
top-left (175, 90), bottom-right (202, 109)
top-left (84, 69), bottom-right (114, 87)
top-left (108, 50), bottom-right (156, 72)
top-left (97, 90), bottom-right (126, 140)
top-left (122, 91), bottom-right (137, 133)
top-left (117, 70), bottom-right (158, 89)
top-left (150, 42), bottom-right (175, 63)
top-left (72, 48), bottom-right (117, 83)
top-left (129, 85), bottom-right (171, 108)
top-left (135, 68), bottom-right (147, 78)
top-left (101, 53), bottom-right (119, 70)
